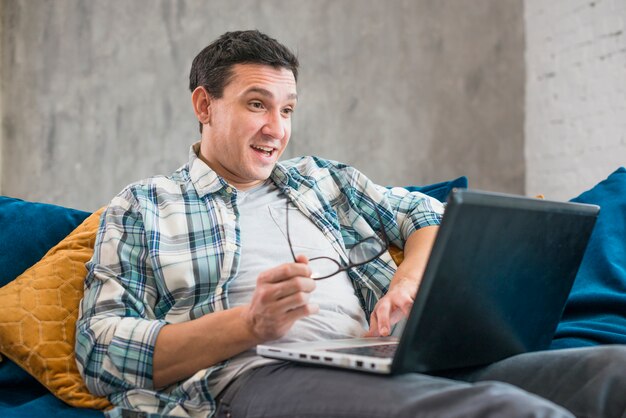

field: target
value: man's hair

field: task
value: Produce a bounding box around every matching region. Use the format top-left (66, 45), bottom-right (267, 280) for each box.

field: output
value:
top-left (190, 29), bottom-right (299, 95)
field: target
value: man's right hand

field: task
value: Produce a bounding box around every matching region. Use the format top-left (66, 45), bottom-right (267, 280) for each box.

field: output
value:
top-left (243, 254), bottom-right (318, 341)
top-left (153, 255), bottom-right (317, 388)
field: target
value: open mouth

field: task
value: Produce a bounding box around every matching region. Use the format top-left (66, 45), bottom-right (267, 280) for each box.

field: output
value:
top-left (251, 144), bottom-right (276, 157)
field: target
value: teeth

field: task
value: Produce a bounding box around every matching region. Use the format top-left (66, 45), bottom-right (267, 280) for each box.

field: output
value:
top-left (252, 145), bottom-right (273, 153)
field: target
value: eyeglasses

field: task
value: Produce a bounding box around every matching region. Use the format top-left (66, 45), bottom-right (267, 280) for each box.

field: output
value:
top-left (286, 200), bottom-right (389, 280)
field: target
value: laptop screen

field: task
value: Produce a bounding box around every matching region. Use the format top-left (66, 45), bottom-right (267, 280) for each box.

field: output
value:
top-left (392, 189), bottom-right (599, 373)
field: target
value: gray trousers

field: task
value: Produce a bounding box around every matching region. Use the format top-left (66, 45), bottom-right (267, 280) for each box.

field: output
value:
top-left (215, 346), bottom-right (626, 418)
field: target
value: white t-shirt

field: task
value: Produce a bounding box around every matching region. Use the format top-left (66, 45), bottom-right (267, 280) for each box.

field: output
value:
top-left (206, 180), bottom-right (368, 395)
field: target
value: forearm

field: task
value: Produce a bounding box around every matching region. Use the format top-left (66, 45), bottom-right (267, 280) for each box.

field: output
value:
top-left (153, 305), bottom-right (261, 389)
top-left (390, 225), bottom-right (439, 292)
top-left (154, 257), bottom-right (316, 388)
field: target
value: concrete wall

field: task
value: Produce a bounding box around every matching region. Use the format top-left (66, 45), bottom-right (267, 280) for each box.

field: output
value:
top-left (1, 0), bottom-right (524, 211)
top-left (525, 0), bottom-right (626, 200)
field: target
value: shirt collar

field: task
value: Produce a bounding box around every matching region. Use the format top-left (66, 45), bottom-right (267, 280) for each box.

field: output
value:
top-left (270, 162), bottom-right (291, 190)
top-left (188, 141), bottom-right (229, 198)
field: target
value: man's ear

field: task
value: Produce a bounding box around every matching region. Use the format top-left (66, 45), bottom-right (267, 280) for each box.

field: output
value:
top-left (191, 86), bottom-right (212, 126)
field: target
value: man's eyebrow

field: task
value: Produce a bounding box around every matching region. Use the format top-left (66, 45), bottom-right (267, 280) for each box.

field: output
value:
top-left (244, 87), bottom-right (298, 101)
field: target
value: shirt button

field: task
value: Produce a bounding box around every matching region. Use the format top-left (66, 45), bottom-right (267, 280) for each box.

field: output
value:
top-left (226, 243), bottom-right (237, 251)
top-left (215, 286), bottom-right (223, 296)
top-left (225, 186), bottom-right (233, 194)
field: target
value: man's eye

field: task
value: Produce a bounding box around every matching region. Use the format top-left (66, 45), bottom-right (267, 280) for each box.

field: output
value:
top-left (250, 101), bottom-right (264, 109)
top-left (282, 107), bottom-right (294, 116)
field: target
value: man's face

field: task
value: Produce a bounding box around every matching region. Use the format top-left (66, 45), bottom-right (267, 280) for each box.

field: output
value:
top-left (199, 63), bottom-right (297, 190)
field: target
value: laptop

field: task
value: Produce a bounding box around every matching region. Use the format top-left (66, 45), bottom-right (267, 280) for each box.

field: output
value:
top-left (257, 189), bottom-right (599, 374)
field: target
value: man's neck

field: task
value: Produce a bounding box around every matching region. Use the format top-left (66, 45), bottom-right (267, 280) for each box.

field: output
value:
top-left (195, 146), bottom-right (268, 191)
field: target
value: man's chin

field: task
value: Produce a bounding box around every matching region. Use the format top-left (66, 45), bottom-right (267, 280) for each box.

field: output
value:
top-left (240, 168), bottom-right (275, 188)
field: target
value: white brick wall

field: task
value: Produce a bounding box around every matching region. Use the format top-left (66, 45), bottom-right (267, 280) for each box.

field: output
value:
top-left (525, 0), bottom-right (626, 200)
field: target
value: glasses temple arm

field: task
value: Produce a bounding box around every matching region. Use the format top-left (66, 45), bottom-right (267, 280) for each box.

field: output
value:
top-left (286, 201), bottom-right (298, 262)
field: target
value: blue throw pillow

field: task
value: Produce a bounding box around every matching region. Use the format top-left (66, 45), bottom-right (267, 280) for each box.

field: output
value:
top-left (402, 176), bottom-right (468, 202)
top-left (0, 196), bottom-right (91, 287)
top-left (551, 167), bottom-right (626, 348)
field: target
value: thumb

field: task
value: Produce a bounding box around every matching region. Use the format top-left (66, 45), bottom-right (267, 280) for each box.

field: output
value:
top-left (295, 254), bottom-right (309, 264)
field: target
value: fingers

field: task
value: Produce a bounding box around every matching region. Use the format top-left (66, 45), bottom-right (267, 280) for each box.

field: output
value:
top-left (375, 299), bottom-right (392, 336)
top-left (246, 260), bottom-right (317, 341)
top-left (256, 275), bottom-right (316, 304)
top-left (294, 254), bottom-right (309, 264)
top-left (257, 262), bottom-right (312, 284)
top-left (364, 314), bottom-right (380, 337)
top-left (389, 309), bottom-right (406, 325)
top-left (396, 293), bottom-right (414, 318)
top-left (283, 302), bottom-right (320, 322)
top-left (260, 281), bottom-right (316, 312)
top-left (255, 260), bottom-right (315, 307)
top-left (367, 289), bottom-right (416, 337)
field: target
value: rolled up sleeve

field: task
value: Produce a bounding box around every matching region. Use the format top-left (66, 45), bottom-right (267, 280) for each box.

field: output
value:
top-left (75, 190), bottom-right (166, 396)
top-left (383, 186), bottom-right (444, 244)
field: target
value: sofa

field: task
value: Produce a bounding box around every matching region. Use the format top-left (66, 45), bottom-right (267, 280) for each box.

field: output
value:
top-left (0, 169), bottom-right (624, 417)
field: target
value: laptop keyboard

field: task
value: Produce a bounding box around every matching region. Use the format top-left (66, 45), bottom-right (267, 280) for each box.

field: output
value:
top-left (326, 343), bottom-right (397, 358)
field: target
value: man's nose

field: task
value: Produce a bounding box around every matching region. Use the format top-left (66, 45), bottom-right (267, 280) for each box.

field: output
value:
top-left (261, 111), bottom-right (286, 139)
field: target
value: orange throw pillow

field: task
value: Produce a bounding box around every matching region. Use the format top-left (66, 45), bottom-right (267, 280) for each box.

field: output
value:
top-left (0, 208), bottom-right (111, 410)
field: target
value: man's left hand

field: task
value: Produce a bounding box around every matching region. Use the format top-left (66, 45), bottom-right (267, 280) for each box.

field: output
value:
top-left (364, 225), bottom-right (439, 337)
top-left (365, 278), bottom-right (418, 337)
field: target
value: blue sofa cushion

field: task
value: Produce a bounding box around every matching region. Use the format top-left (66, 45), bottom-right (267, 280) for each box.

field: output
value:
top-left (0, 196), bottom-right (98, 417)
top-left (0, 196), bottom-right (90, 287)
top-left (0, 360), bottom-right (101, 418)
top-left (402, 176), bottom-right (468, 202)
top-left (551, 167), bottom-right (626, 348)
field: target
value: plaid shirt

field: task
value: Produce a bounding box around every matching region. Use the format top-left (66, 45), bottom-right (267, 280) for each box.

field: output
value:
top-left (75, 142), bottom-right (444, 417)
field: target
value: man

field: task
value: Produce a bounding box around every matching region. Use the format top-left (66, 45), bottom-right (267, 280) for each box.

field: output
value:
top-left (76, 30), bottom-right (626, 418)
